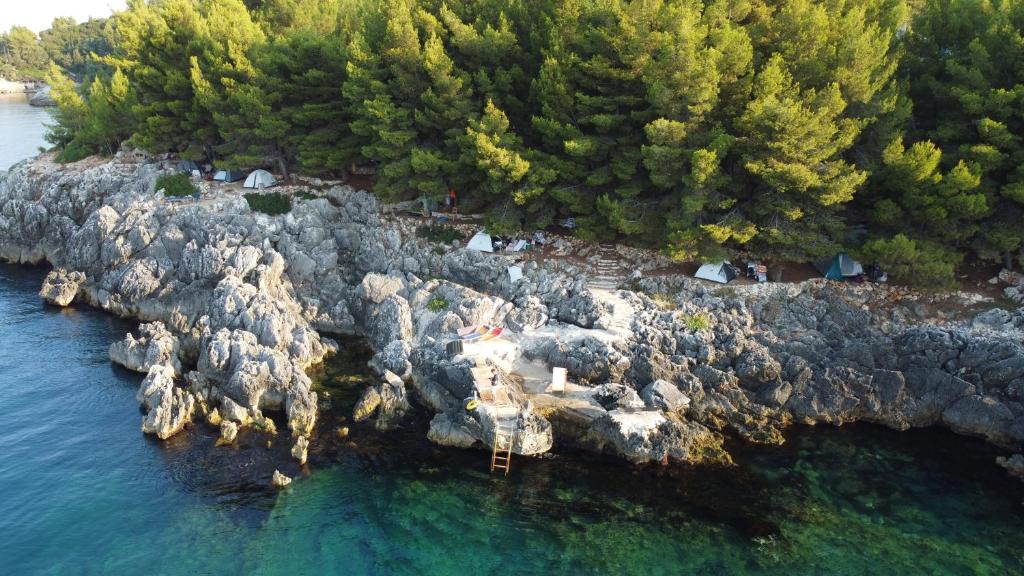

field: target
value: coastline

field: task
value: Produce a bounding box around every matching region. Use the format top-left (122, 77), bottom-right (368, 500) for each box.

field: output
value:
top-left (1, 150), bottom-right (1022, 485)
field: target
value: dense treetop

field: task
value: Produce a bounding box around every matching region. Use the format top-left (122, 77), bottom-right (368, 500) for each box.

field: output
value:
top-left (34, 0), bottom-right (1024, 285)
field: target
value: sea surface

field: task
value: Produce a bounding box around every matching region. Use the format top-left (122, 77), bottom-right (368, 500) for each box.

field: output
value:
top-left (2, 94), bottom-right (1024, 576)
top-left (0, 93), bottom-right (50, 170)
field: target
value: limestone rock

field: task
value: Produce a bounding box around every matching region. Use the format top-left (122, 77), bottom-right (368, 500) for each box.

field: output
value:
top-left (219, 420), bottom-right (238, 443)
top-left (997, 453), bottom-right (1024, 481)
top-left (38, 269), bottom-right (85, 306)
top-left (110, 321), bottom-right (182, 375)
top-left (137, 364), bottom-right (195, 440)
top-left (291, 435), bottom-right (309, 465)
top-left (641, 380), bottom-right (691, 413)
top-left (271, 470), bottom-right (292, 488)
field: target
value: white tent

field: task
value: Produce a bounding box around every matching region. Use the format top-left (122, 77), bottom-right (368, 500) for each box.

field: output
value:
top-left (467, 231), bottom-right (494, 252)
top-left (694, 261), bottom-right (737, 284)
top-left (243, 169), bottom-right (276, 189)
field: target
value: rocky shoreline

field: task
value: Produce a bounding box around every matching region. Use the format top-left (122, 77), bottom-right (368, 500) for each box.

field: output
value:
top-left (1, 151), bottom-right (1022, 483)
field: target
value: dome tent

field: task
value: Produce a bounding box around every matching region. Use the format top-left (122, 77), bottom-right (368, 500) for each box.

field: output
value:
top-left (815, 253), bottom-right (864, 280)
top-left (213, 169), bottom-right (245, 182)
top-left (694, 261), bottom-right (737, 284)
top-left (243, 169), bottom-right (276, 189)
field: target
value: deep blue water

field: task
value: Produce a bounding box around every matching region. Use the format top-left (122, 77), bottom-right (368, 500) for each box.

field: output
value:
top-left (1, 262), bottom-right (1023, 575)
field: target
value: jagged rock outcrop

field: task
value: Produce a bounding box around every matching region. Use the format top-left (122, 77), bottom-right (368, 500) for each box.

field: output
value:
top-left (2, 152), bottom-right (1023, 475)
top-left (110, 321), bottom-right (183, 375)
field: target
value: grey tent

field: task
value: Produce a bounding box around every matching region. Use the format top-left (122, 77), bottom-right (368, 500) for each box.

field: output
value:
top-left (816, 253), bottom-right (864, 280)
top-left (177, 160), bottom-right (201, 175)
top-left (695, 261), bottom-right (737, 284)
top-left (213, 169), bottom-right (246, 183)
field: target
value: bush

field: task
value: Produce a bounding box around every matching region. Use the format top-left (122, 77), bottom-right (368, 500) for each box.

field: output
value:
top-left (416, 225), bottom-right (463, 244)
top-left (427, 297), bottom-right (449, 312)
top-left (56, 141), bottom-right (93, 164)
top-left (295, 189), bottom-right (317, 200)
top-left (651, 293), bottom-right (677, 310)
top-left (244, 192), bottom-right (292, 215)
top-left (156, 173), bottom-right (197, 197)
top-left (857, 234), bottom-right (960, 290)
top-left (683, 312), bottom-right (712, 332)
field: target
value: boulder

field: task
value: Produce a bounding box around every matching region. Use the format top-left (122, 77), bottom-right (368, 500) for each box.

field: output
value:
top-left (291, 435), bottom-right (309, 465)
top-left (219, 420), bottom-right (238, 443)
top-left (591, 383), bottom-right (645, 411)
top-left (271, 470), bottom-right (292, 488)
top-left (640, 380), bottom-right (691, 413)
top-left (996, 453), bottom-right (1024, 481)
top-left (38, 269), bottom-right (85, 306)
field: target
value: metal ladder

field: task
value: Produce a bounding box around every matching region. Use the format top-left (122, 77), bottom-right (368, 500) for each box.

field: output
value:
top-left (490, 417), bottom-right (515, 475)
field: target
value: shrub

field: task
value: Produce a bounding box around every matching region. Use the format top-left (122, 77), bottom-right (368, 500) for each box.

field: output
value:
top-left (244, 192), bottom-right (292, 215)
top-left (856, 234), bottom-right (960, 290)
top-left (683, 312), bottom-right (712, 332)
top-left (427, 296), bottom-right (449, 312)
top-left (295, 189), bottom-right (317, 200)
top-left (156, 173), bottom-right (197, 197)
top-left (56, 141), bottom-right (93, 164)
top-left (416, 224), bottom-right (463, 244)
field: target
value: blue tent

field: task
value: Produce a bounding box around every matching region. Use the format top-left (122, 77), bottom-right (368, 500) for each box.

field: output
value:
top-left (816, 253), bottom-right (864, 280)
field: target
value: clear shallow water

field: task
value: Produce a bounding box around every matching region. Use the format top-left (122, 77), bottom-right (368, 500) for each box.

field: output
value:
top-left (1, 262), bottom-right (1023, 575)
top-left (0, 93), bottom-right (50, 170)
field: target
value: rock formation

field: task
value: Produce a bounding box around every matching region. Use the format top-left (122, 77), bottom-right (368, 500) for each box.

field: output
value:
top-left (1, 151), bottom-right (1023, 479)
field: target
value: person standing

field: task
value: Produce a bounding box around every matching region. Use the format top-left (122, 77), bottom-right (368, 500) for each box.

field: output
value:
top-left (448, 188), bottom-right (457, 213)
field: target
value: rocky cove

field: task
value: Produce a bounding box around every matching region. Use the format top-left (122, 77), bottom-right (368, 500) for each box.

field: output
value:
top-left (1, 151), bottom-right (1023, 486)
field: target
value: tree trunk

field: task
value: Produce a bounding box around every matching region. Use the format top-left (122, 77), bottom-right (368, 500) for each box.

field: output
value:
top-left (277, 156), bottom-right (290, 183)
top-left (1004, 250), bottom-right (1014, 271)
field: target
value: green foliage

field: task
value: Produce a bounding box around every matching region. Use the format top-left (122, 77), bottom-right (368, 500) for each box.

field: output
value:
top-left (244, 192), bottom-right (292, 215)
top-left (416, 224), bottom-right (463, 244)
top-left (156, 173), bottom-right (198, 197)
top-left (857, 234), bottom-right (961, 290)
top-left (0, 26), bottom-right (50, 79)
top-left (34, 0), bottom-right (1024, 281)
top-left (683, 313), bottom-right (712, 332)
top-left (427, 296), bottom-right (449, 312)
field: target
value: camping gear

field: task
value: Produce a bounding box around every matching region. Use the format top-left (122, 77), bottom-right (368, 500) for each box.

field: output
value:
top-left (446, 339), bottom-right (464, 356)
top-left (467, 231), bottom-right (494, 253)
top-left (459, 325), bottom-right (491, 341)
top-left (212, 169), bottom-right (245, 183)
top-left (695, 261), bottom-right (738, 284)
top-left (508, 266), bottom-right (523, 283)
top-left (550, 367), bottom-right (567, 394)
top-left (479, 327), bottom-right (503, 341)
top-left (816, 253), bottom-right (864, 280)
top-left (177, 160), bottom-right (201, 176)
top-left (243, 169), bottom-right (276, 189)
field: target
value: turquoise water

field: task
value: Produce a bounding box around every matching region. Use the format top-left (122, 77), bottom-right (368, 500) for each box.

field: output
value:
top-left (1, 262), bottom-right (1023, 575)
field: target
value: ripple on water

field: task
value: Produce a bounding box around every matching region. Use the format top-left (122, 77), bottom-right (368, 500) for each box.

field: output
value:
top-left (0, 262), bottom-right (1022, 575)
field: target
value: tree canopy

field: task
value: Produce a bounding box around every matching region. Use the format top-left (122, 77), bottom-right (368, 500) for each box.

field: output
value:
top-left (38, 0), bottom-right (1024, 283)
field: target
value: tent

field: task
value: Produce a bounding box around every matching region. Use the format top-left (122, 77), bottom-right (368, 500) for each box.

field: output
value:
top-left (243, 169), bottom-right (276, 189)
top-left (467, 231), bottom-right (494, 252)
top-left (694, 261), bottom-right (737, 284)
top-left (177, 160), bottom-right (201, 175)
top-left (816, 253), bottom-right (864, 280)
top-left (213, 169), bottom-right (245, 182)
